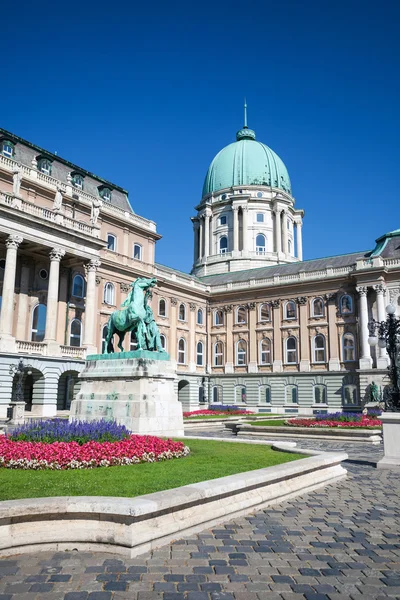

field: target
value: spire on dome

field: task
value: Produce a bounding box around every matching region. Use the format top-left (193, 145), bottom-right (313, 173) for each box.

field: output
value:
top-left (244, 97), bottom-right (248, 128)
top-left (236, 99), bottom-right (256, 140)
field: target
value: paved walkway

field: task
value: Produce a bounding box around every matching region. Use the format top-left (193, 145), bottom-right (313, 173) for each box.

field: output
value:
top-left (1, 435), bottom-right (399, 600)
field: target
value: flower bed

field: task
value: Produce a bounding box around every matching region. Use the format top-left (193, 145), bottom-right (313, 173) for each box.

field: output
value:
top-left (288, 416), bottom-right (382, 428)
top-left (9, 419), bottom-right (130, 444)
top-left (184, 409), bottom-right (253, 417)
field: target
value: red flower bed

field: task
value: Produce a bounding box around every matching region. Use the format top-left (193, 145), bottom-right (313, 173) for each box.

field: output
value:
top-left (287, 417), bottom-right (382, 428)
top-left (183, 409), bottom-right (253, 417)
top-left (0, 435), bottom-right (190, 470)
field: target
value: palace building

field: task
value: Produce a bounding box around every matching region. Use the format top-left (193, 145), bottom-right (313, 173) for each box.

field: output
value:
top-left (0, 119), bottom-right (398, 419)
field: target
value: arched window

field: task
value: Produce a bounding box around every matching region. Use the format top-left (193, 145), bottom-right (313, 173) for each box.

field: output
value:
top-left (214, 342), bottom-right (224, 366)
top-left (219, 236), bottom-right (228, 254)
top-left (259, 303), bottom-right (270, 322)
top-left (104, 282), bottom-right (115, 305)
top-left (178, 303), bottom-right (186, 321)
top-left (160, 334), bottom-right (167, 350)
top-left (133, 244), bottom-right (142, 260)
top-left (107, 234), bottom-right (117, 251)
top-left (312, 297), bottom-right (324, 317)
top-left (213, 385), bottom-right (223, 403)
top-left (31, 304), bottom-right (46, 342)
top-left (196, 341), bottom-right (204, 366)
top-left (285, 301), bottom-right (296, 320)
top-left (256, 233), bottom-right (266, 253)
top-left (130, 330), bottom-right (138, 351)
top-left (343, 384), bottom-right (358, 405)
top-left (69, 319), bottom-right (82, 347)
top-left (235, 386), bottom-right (247, 403)
top-left (178, 338), bottom-right (186, 364)
top-left (286, 336), bottom-right (298, 364)
top-left (340, 294), bottom-right (353, 314)
top-left (314, 384), bottom-right (327, 404)
top-left (236, 339), bottom-right (247, 365)
top-left (197, 308), bottom-right (203, 325)
top-left (159, 298), bottom-right (166, 317)
top-left (343, 333), bottom-right (355, 362)
top-left (236, 306), bottom-right (246, 324)
top-left (72, 274), bottom-right (84, 298)
top-left (313, 334), bottom-right (326, 363)
top-left (260, 338), bottom-right (272, 364)
top-left (101, 324), bottom-right (108, 353)
top-left (286, 384), bottom-right (298, 404)
top-left (215, 310), bottom-right (224, 326)
top-left (259, 385), bottom-right (271, 404)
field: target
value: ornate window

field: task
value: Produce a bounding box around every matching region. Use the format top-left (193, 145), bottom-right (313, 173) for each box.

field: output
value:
top-left (236, 339), bottom-right (247, 365)
top-left (236, 306), bottom-right (246, 324)
top-left (256, 233), bottom-right (266, 253)
top-left (178, 303), bottom-right (186, 321)
top-left (99, 187), bottom-right (112, 202)
top-left (259, 303), bottom-right (270, 322)
top-left (343, 384), bottom-right (358, 405)
top-left (197, 308), bottom-right (203, 325)
top-left (314, 384), bottom-right (327, 404)
top-left (107, 234), bottom-right (117, 251)
top-left (215, 310), bottom-right (224, 326)
top-left (130, 331), bottom-right (138, 351)
top-left (213, 385), bottom-right (223, 403)
top-left (219, 215), bottom-right (227, 225)
top-left (340, 294), bottom-right (353, 314)
top-left (219, 236), bottom-right (228, 254)
top-left (1, 139), bottom-right (14, 158)
top-left (196, 341), bottom-right (204, 366)
top-left (343, 333), bottom-right (356, 362)
top-left (101, 324), bottom-right (108, 353)
top-left (72, 274), bottom-right (84, 298)
top-left (313, 334), bottom-right (326, 363)
top-left (286, 384), bottom-right (298, 404)
top-left (37, 157), bottom-right (52, 175)
top-left (285, 301), bottom-right (296, 320)
top-left (235, 386), bottom-right (247, 403)
top-left (256, 213), bottom-right (264, 223)
top-left (259, 384), bottom-right (271, 404)
top-left (133, 244), bottom-right (142, 260)
top-left (312, 297), bottom-right (324, 317)
top-left (69, 319), bottom-right (82, 347)
top-left (104, 282), bottom-right (115, 305)
top-left (178, 338), bottom-right (186, 364)
top-left (31, 304), bottom-right (46, 342)
top-left (285, 336), bottom-right (298, 364)
top-left (71, 173), bottom-right (84, 190)
top-left (160, 334), bottom-right (167, 350)
top-left (214, 341), bottom-right (224, 366)
top-left (159, 298), bottom-right (166, 317)
top-left (260, 338), bottom-right (272, 364)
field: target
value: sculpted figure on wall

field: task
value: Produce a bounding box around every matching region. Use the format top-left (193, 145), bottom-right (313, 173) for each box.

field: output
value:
top-left (12, 165), bottom-right (23, 197)
top-left (53, 186), bottom-right (63, 211)
top-left (90, 197), bottom-right (102, 225)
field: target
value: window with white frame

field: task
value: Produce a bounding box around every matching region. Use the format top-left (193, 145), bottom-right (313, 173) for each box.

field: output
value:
top-left (340, 294), bottom-right (353, 314)
top-left (313, 334), bottom-right (326, 363)
top-left (219, 236), bottom-right (228, 254)
top-left (71, 173), bottom-right (84, 189)
top-left (312, 297), bottom-right (324, 317)
top-left (236, 306), bottom-right (246, 324)
top-left (286, 336), bottom-right (298, 364)
top-left (130, 331), bottom-right (138, 351)
top-left (215, 310), bottom-right (224, 326)
top-left (104, 282), bottom-right (115, 305)
top-left (99, 187), bottom-right (112, 202)
top-left (159, 298), bottom-right (166, 317)
top-left (31, 304), bottom-right (46, 342)
top-left (101, 324), bottom-right (108, 353)
top-left (2, 140), bottom-right (14, 158)
top-left (178, 303), bottom-right (186, 321)
top-left (260, 338), bottom-right (272, 364)
top-left (236, 339), bottom-right (247, 365)
top-left (160, 334), bottom-right (167, 350)
top-left (260, 303), bottom-right (270, 321)
top-left (196, 341), bottom-right (204, 366)
top-left (133, 244), bottom-right (142, 260)
top-left (178, 338), bottom-right (186, 364)
top-left (37, 157), bottom-right (52, 175)
top-left (107, 234), bottom-right (117, 251)
top-left (256, 213), bottom-right (264, 223)
top-left (285, 301), bottom-right (296, 319)
top-left (219, 215), bottom-right (227, 225)
top-left (214, 341), bottom-right (224, 366)
top-left (343, 384), bottom-right (358, 405)
top-left (314, 384), bottom-right (327, 404)
top-left (259, 384), bottom-right (271, 404)
top-left (288, 239), bottom-right (292, 254)
top-left (235, 386), bottom-right (247, 403)
top-left (343, 333), bottom-right (356, 361)
top-left (69, 319), bottom-right (82, 347)
top-left (256, 233), bottom-right (266, 253)
top-left (286, 384), bottom-right (298, 404)
top-left (72, 274), bottom-right (84, 298)
top-left (197, 308), bottom-right (203, 325)
top-left (213, 385), bottom-right (223, 403)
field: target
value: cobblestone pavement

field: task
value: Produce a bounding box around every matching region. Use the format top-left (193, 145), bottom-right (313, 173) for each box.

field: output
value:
top-left (1, 437), bottom-right (399, 600)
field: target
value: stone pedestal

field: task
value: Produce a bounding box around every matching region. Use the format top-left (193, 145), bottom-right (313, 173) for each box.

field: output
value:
top-left (377, 413), bottom-right (400, 469)
top-left (69, 351), bottom-right (184, 437)
top-left (9, 401), bottom-right (25, 424)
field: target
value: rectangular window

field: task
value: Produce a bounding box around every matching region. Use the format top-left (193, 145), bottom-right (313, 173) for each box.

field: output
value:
top-left (343, 385), bottom-right (358, 405)
top-left (286, 385), bottom-right (298, 404)
top-left (314, 386), bottom-right (327, 404)
top-left (220, 215), bottom-right (227, 225)
top-left (2, 143), bottom-right (13, 157)
top-left (133, 244), bottom-right (142, 260)
top-left (256, 213), bottom-right (264, 222)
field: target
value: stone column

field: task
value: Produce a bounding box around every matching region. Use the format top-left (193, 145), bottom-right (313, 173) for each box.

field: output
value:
top-left (189, 303), bottom-right (196, 372)
top-left (357, 286), bottom-right (372, 369)
top-left (242, 206), bottom-right (249, 251)
top-left (233, 206), bottom-right (239, 252)
top-left (326, 293), bottom-right (340, 371)
top-left (83, 259), bottom-right (101, 354)
top-left (296, 220), bottom-right (303, 260)
top-left (193, 219), bottom-right (200, 263)
top-left (44, 247), bottom-right (65, 352)
top-left (375, 284), bottom-right (389, 368)
top-left (225, 308), bottom-right (234, 373)
top-left (199, 217), bottom-right (204, 259)
top-left (0, 234), bottom-right (23, 352)
top-left (204, 213), bottom-right (210, 259)
top-left (282, 211), bottom-right (289, 256)
top-left (272, 300), bottom-right (283, 372)
top-left (248, 304), bottom-right (258, 373)
top-left (274, 209), bottom-right (282, 255)
top-left (298, 298), bottom-right (310, 371)
top-left (209, 214), bottom-right (215, 256)
top-left (147, 238), bottom-right (155, 265)
top-left (16, 258), bottom-right (31, 340)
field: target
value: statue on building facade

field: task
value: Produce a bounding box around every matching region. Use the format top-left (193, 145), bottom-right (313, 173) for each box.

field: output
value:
top-left (12, 165), bottom-right (23, 197)
top-left (90, 197), bottom-right (102, 225)
top-left (53, 186), bottom-right (63, 211)
top-left (104, 276), bottom-right (166, 354)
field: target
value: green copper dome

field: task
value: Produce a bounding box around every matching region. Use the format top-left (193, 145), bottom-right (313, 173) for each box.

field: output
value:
top-left (202, 125), bottom-right (292, 197)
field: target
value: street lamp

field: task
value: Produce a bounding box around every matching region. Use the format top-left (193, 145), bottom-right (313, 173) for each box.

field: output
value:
top-left (9, 359), bottom-right (32, 403)
top-left (368, 304), bottom-right (400, 411)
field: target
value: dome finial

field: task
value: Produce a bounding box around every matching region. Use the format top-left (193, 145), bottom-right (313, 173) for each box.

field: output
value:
top-left (236, 99), bottom-right (256, 141)
top-left (244, 97), bottom-right (248, 128)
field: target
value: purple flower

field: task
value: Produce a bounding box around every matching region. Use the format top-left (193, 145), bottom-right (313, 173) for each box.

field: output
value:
top-left (8, 419), bottom-right (131, 445)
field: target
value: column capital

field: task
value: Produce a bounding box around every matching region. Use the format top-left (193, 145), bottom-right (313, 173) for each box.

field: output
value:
top-left (6, 234), bottom-right (23, 250)
top-left (241, 204), bottom-right (249, 212)
top-left (356, 285), bottom-right (368, 296)
top-left (192, 219), bottom-right (200, 230)
top-left (85, 259), bottom-right (101, 273)
top-left (49, 247), bottom-right (66, 262)
top-left (374, 283), bottom-right (386, 295)
top-left (232, 205), bottom-right (240, 212)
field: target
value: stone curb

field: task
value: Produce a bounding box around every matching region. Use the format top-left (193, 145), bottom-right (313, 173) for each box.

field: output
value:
top-left (230, 423), bottom-right (382, 443)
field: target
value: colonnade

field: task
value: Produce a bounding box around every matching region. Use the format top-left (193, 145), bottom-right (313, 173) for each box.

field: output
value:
top-left (357, 284), bottom-right (389, 369)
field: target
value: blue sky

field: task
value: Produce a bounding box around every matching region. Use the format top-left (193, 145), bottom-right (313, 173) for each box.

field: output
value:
top-left (2, 0), bottom-right (399, 272)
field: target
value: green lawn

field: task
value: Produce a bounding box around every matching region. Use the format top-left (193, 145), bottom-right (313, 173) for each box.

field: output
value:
top-left (0, 439), bottom-right (302, 501)
top-left (249, 420), bottom-right (288, 426)
top-left (184, 414), bottom-right (246, 420)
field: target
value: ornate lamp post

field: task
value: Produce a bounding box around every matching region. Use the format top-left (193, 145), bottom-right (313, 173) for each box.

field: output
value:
top-left (9, 359), bottom-right (32, 403)
top-left (368, 304), bottom-right (400, 412)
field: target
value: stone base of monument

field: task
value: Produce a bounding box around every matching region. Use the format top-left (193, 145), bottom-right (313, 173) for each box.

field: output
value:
top-left (69, 351), bottom-right (184, 437)
top-left (377, 412), bottom-right (400, 469)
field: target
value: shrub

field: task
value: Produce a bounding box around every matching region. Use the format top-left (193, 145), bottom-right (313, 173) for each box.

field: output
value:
top-left (8, 419), bottom-right (130, 445)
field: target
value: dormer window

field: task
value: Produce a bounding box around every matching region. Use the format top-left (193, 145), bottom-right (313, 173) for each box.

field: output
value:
top-left (1, 140), bottom-right (14, 158)
top-left (71, 173), bottom-right (84, 190)
top-left (99, 186), bottom-right (112, 202)
top-left (37, 157), bottom-right (52, 176)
